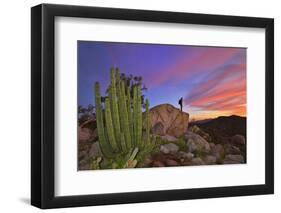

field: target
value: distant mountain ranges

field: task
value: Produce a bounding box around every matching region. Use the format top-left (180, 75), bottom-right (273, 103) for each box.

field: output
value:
top-left (190, 115), bottom-right (246, 144)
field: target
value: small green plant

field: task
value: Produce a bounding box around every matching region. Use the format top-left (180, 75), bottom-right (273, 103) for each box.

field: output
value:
top-left (195, 148), bottom-right (207, 158)
top-left (90, 157), bottom-right (102, 170)
top-left (175, 137), bottom-right (187, 151)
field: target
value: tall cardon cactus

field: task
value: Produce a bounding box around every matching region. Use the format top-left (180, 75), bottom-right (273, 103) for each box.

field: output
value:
top-left (94, 67), bottom-right (147, 161)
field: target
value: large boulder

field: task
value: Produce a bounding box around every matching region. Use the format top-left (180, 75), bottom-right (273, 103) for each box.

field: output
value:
top-left (148, 104), bottom-right (189, 138)
top-left (185, 132), bottom-right (211, 154)
top-left (152, 122), bottom-right (165, 136)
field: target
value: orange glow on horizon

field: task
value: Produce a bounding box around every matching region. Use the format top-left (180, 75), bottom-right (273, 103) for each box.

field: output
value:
top-left (189, 106), bottom-right (246, 121)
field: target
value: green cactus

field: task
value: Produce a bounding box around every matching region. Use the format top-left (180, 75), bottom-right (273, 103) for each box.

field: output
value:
top-left (104, 98), bottom-right (118, 152)
top-left (145, 98), bottom-right (150, 144)
top-left (94, 67), bottom-right (151, 169)
top-left (90, 157), bottom-right (102, 170)
top-left (126, 86), bottom-right (133, 143)
top-left (120, 132), bottom-right (127, 152)
top-left (115, 68), bottom-right (123, 132)
top-left (110, 68), bottom-right (121, 149)
top-left (120, 80), bottom-right (132, 150)
top-left (132, 86), bottom-right (138, 147)
top-left (94, 82), bottom-right (113, 158)
top-left (123, 147), bottom-right (139, 168)
top-left (136, 85), bottom-right (143, 147)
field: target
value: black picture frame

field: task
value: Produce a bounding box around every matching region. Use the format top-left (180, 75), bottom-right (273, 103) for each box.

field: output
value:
top-left (31, 3), bottom-right (274, 209)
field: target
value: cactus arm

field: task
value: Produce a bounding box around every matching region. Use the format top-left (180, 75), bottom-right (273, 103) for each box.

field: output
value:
top-left (120, 132), bottom-right (127, 153)
top-left (128, 147), bottom-right (139, 161)
top-left (123, 147), bottom-right (139, 168)
top-left (110, 68), bottom-right (122, 150)
top-left (145, 98), bottom-right (150, 144)
top-left (136, 85), bottom-right (143, 148)
top-left (126, 86), bottom-right (133, 144)
top-left (132, 86), bottom-right (137, 147)
top-left (105, 98), bottom-right (118, 152)
top-left (94, 82), bottom-right (113, 158)
top-left (115, 68), bottom-right (123, 134)
top-left (121, 80), bottom-right (132, 150)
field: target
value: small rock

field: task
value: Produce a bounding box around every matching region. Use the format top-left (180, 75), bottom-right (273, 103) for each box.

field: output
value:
top-left (223, 154), bottom-right (244, 164)
top-left (78, 127), bottom-right (97, 143)
top-left (161, 135), bottom-right (178, 142)
top-left (203, 155), bottom-right (217, 165)
top-left (189, 125), bottom-right (211, 141)
top-left (160, 143), bottom-right (179, 154)
top-left (189, 125), bottom-right (201, 133)
top-left (79, 157), bottom-right (90, 170)
top-left (191, 157), bottom-right (205, 165)
top-left (178, 151), bottom-right (194, 160)
top-left (211, 144), bottom-right (225, 160)
top-left (78, 150), bottom-right (87, 160)
top-left (231, 134), bottom-right (246, 145)
top-left (152, 160), bottom-right (165, 167)
top-left (79, 164), bottom-right (90, 170)
top-left (165, 159), bottom-right (179, 166)
top-left (143, 157), bottom-right (153, 166)
top-left (224, 144), bottom-right (241, 155)
top-left (209, 143), bottom-right (215, 148)
top-left (88, 142), bottom-right (101, 159)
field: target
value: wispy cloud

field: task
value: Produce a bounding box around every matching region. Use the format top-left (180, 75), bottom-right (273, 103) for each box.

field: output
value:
top-left (148, 47), bottom-right (242, 87)
top-left (183, 50), bottom-right (246, 119)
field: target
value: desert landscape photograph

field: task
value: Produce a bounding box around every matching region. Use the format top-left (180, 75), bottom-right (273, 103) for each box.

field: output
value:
top-left (77, 41), bottom-right (247, 170)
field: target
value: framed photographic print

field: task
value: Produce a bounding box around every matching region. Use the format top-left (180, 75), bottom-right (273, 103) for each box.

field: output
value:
top-left (31, 3), bottom-right (274, 209)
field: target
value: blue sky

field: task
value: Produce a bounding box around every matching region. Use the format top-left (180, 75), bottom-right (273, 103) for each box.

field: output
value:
top-left (78, 41), bottom-right (246, 120)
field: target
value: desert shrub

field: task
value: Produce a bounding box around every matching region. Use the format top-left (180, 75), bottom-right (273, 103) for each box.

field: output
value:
top-left (174, 137), bottom-right (187, 151)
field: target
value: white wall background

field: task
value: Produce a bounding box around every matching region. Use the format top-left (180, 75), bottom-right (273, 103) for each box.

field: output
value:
top-left (0, 0), bottom-right (279, 212)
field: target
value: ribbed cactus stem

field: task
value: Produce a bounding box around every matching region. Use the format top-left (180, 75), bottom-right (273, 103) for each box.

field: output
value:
top-left (115, 68), bottom-right (123, 133)
top-left (126, 86), bottom-right (133, 143)
top-left (137, 85), bottom-right (143, 147)
top-left (120, 132), bottom-right (127, 152)
top-left (136, 85), bottom-right (143, 147)
top-left (145, 98), bottom-right (150, 144)
top-left (110, 68), bottom-right (121, 150)
top-left (132, 86), bottom-right (137, 147)
top-left (105, 98), bottom-right (118, 152)
top-left (94, 82), bottom-right (113, 158)
top-left (121, 80), bottom-right (132, 150)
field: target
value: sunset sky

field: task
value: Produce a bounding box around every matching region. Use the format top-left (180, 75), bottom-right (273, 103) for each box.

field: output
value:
top-left (78, 41), bottom-right (246, 120)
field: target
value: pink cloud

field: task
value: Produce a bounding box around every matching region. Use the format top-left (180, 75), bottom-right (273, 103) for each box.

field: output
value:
top-left (149, 48), bottom-right (242, 87)
top-left (184, 61), bottom-right (246, 116)
top-left (186, 63), bottom-right (246, 103)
